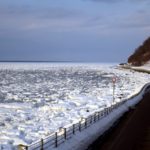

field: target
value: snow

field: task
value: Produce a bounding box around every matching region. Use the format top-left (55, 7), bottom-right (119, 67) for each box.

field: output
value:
top-left (128, 61), bottom-right (150, 72)
top-left (0, 62), bottom-right (150, 150)
top-left (54, 83), bottom-right (149, 150)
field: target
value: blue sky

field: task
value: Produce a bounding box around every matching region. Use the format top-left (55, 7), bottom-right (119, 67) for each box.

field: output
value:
top-left (0, 0), bottom-right (150, 62)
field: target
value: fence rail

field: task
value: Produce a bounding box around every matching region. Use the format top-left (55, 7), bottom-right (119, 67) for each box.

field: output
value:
top-left (18, 83), bottom-right (150, 150)
top-left (18, 102), bottom-right (123, 150)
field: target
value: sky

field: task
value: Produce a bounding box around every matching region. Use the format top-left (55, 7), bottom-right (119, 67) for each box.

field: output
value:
top-left (0, 0), bottom-right (150, 62)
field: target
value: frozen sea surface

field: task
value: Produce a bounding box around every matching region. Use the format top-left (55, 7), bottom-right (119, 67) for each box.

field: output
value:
top-left (0, 62), bottom-right (150, 149)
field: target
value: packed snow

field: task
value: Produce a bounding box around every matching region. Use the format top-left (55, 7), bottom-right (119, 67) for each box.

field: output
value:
top-left (0, 62), bottom-right (150, 149)
top-left (130, 61), bottom-right (150, 72)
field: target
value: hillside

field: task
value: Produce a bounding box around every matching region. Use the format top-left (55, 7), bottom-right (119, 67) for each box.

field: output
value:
top-left (128, 37), bottom-right (150, 66)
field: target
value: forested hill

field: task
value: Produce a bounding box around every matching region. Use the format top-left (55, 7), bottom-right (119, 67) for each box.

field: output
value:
top-left (128, 37), bottom-right (150, 66)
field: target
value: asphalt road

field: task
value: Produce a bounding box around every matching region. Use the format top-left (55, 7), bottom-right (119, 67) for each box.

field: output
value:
top-left (88, 91), bottom-right (150, 150)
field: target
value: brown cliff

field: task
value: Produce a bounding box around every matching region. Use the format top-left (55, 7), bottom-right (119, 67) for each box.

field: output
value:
top-left (128, 37), bottom-right (150, 66)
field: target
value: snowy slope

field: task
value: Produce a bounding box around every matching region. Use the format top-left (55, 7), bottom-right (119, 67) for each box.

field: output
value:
top-left (124, 60), bottom-right (150, 73)
top-left (0, 63), bottom-right (150, 149)
top-left (131, 61), bottom-right (150, 72)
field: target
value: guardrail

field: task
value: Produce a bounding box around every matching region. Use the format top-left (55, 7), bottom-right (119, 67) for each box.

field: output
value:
top-left (18, 83), bottom-right (150, 150)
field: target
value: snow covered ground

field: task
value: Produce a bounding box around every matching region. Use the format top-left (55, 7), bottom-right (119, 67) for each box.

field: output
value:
top-left (130, 61), bottom-right (150, 73)
top-left (53, 82), bottom-right (150, 150)
top-left (0, 62), bottom-right (150, 149)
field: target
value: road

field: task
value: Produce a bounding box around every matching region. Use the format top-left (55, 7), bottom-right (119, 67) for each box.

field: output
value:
top-left (88, 90), bottom-right (150, 150)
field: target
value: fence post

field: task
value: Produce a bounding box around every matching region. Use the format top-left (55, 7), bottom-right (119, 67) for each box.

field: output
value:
top-left (111, 105), bottom-right (113, 110)
top-left (103, 109), bottom-right (105, 116)
top-left (90, 116), bottom-right (92, 124)
top-left (79, 121), bottom-right (81, 132)
top-left (103, 110), bottom-right (105, 117)
top-left (85, 118), bottom-right (87, 128)
top-left (106, 108), bottom-right (108, 115)
top-left (55, 132), bottom-right (58, 147)
top-left (41, 138), bottom-right (44, 150)
top-left (94, 113), bottom-right (96, 122)
top-left (97, 112), bottom-right (99, 120)
top-left (73, 124), bottom-right (75, 134)
top-left (107, 108), bottom-right (109, 115)
top-left (110, 106), bottom-right (112, 112)
top-left (64, 128), bottom-right (67, 140)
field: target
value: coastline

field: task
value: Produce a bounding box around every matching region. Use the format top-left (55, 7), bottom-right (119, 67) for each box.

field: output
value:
top-left (89, 85), bottom-right (150, 150)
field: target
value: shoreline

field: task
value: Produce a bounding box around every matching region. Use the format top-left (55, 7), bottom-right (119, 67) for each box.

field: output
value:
top-left (120, 64), bottom-right (150, 74)
top-left (88, 66), bottom-right (150, 150)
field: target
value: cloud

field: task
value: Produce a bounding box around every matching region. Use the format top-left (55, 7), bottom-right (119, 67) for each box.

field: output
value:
top-left (0, 4), bottom-right (81, 20)
top-left (79, 16), bottom-right (112, 33)
top-left (115, 10), bottom-right (150, 29)
top-left (0, 0), bottom-right (150, 37)
top-left (88, 0), bottom-right (118, 2)
top-left (0, 3), bottom-right (113, 34)
top-left (86, 0), bottom-right (148, 2)
top-left (0, 4), bottom-right (86, 32)
top-left (83, 0), bottom-right (148, 7)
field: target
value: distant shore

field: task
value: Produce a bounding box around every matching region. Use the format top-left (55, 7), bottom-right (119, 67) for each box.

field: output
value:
top-left (120, 64), bottom-right (150, 74)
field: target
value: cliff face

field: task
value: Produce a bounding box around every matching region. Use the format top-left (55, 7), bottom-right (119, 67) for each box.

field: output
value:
top-left (128, 37), bottom-right (150, 66)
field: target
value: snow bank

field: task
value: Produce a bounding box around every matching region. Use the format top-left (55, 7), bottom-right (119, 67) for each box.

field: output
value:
top-left (124, 61), bottom-right (150, 73)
